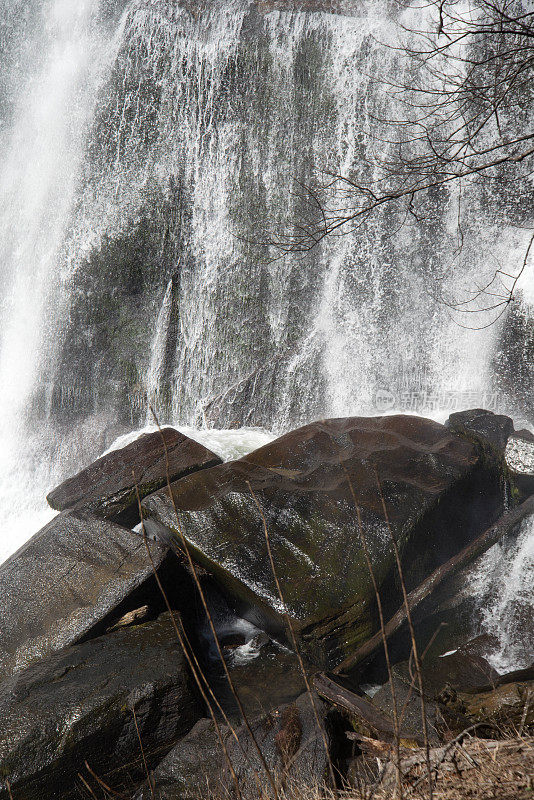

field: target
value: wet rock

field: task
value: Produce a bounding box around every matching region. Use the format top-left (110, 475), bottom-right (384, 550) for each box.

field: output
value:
top-left (137, 691), bottom-right (335, 799)
top-left (143, 415), bottom-right (507, 669)
top-left (0, 511), bottom-right (173, 680)
top-left (453, 670), bottom-right (534, 729)
top-left (455, 633), bottom-right (503, 662)
top-left (47, 427), bottom-right (221, 525)
top-left (214, 636), bottom-right (308, 722)
top-left (466, 663), bottom-right (534, 693)
top-left (370, 678), bottom-right (444, 746)
top-left (446, 408), bottom-right (514, 452)
top-left (0, 614), bottom-right (202, 800)
top-left (225, 691), bottom-right (335, 796)
top-left (134, 718), bottom-right (227, 799)
top-left (197, 580), bottom-right (307, 721)
top-left (392, 650), bottom-right (500, 700)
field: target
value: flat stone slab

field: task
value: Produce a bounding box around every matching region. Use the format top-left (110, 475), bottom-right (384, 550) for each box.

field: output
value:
top-left (0, 511), bottom-right (168, 680)
top-left (47, 427), bottom-right (221, 523)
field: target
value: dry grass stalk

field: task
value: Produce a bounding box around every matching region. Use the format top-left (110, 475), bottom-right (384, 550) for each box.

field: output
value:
top-left (341, 466), bottom-right (404, 800)
top-left (161, 735), bottom-right (533, 799)
top-left (77, 772), bottom-right (100, 799)
top-left (83, 761), bottom-right (126, 798)
top-left (150, 413), bottom-right (281, 800)
top-left (374, 467), bottom-right (434, 799)
top-left (132, 707), bottom-right (155, 800)
top-left (246, 481), bottom-right (339, 796)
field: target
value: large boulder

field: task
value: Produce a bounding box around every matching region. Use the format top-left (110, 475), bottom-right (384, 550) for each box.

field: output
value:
top-left (211, 635), bottom-right (308, 722)
top-left (0, 614), bottom-right (202, 800)
top-left (47, 427), bottom-right (221, 524)
top-left (134, 718), bottom-right (227, 799)
top-left (370, 678), bottom-right (444, 746)
top-left (135, 691), bottom-right (335, 799)
top-left (391, 650), bottom-right (500, 701)
top-left (0, 511), bottom-right (186, 680)
top-left (224, 691), bottom-right (335, 797)
top-left (143, 415), bottom-right (507, 669)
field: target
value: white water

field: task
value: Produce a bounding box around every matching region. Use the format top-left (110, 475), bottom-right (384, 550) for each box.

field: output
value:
top-left (0, 0), bottom-right (128, 561)
top-left (0, 0), bottom-right (531, 668)
top-left (146, 278), bottom-right (174, 415)
top-left (470, 515), bottom-right (534, 672)
top-left (106, 424), bottom-right (275, 463)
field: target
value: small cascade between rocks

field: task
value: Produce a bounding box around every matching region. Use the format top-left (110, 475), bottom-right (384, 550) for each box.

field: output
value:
top-left (471, 515), bottom-right (534, 671)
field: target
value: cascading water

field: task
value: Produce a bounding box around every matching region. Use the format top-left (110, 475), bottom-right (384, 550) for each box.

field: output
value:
top-left (0, 0), bottom-right (532, 666)
top-left (469, 515), bottom-right (534, 671)
top-left (146, 276), bottom-right (173, 416)
top-left (0, 0), bottom-right (131, 560)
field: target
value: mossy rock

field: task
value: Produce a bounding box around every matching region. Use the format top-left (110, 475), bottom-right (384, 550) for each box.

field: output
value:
top-left (143, 414), bottom-right (508, 670)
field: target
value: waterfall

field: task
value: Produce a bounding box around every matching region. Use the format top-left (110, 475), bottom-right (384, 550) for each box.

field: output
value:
top-left (146, 277), bottom-right (174, 418)
top-left (0, 0), bottom-right (532, 667)
top-left (0, 0), bottom-right (128, 560)
top-left (53, 0), bottom-right (530, 432)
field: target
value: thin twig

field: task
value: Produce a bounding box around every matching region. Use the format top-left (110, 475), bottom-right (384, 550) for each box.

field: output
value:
top-left (410, 723), bottom-right (498, 790)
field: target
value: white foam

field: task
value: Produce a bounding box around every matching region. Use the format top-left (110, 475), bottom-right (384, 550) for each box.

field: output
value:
top-left (105, 424), bottom-right (275, 463)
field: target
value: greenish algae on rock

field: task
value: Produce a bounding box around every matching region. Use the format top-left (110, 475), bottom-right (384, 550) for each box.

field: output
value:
top-left (143, 414), bottom-right (508, 670)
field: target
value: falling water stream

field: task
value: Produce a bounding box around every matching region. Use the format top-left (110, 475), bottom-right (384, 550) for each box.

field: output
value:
top-left (0, 0), bottom-right (532, 668)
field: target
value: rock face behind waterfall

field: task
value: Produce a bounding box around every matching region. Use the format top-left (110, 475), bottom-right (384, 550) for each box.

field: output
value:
top-left (143, 415), bottom-right (507, 669)
top-left (46, 427), bottom-right (221, 524)
top-left (177, 0), bottom-right (358, 17)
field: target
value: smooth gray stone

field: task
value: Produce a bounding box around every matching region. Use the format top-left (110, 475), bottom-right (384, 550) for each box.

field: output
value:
top-left (0, 614), bottom-right (202, 800)
top-left (0, 511), bottom-right (168, 680)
